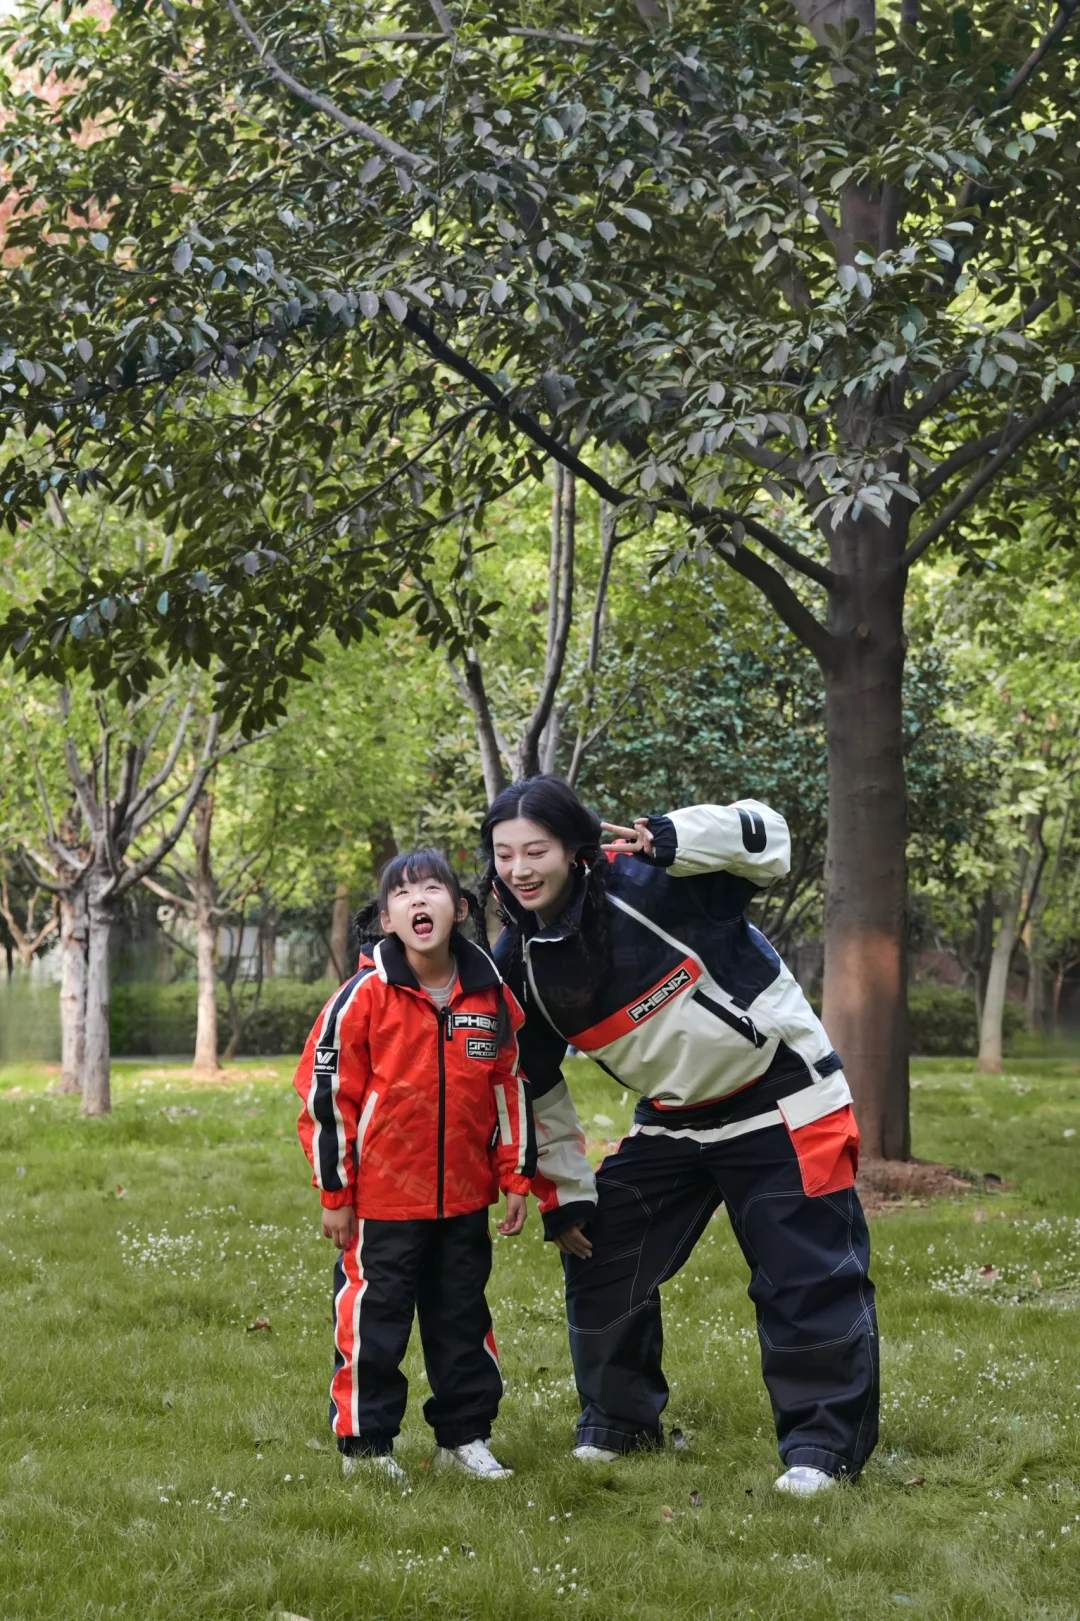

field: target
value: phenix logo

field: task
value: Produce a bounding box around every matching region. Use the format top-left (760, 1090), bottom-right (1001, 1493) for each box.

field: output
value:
top-left (314, 1047), bottom-right (339, 1070)
top-left (628, 967), bottom-right (693, 1023)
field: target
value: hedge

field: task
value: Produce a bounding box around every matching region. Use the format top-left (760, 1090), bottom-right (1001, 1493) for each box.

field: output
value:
top-left (907, 983), bottom-right (1025, 1058)
top-left (106, 977), bottom-right (1022, 1060)
top-left (110, 979), bottom-right (332, 1057)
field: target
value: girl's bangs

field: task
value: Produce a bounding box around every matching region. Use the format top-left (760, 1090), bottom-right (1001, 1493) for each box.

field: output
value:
top-left (378, 849), bottom-right (459, 907)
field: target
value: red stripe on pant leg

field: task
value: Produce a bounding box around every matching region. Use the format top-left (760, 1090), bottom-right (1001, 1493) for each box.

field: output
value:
top-left (330, 1220), bottom-right (367, 1437)
top-left (483, 1328), bottom-right (500, 1366)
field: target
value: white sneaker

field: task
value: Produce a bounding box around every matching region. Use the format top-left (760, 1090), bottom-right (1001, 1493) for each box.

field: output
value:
top-left (437, 1439), bottom-right (512, 1479)
top-left (573, 1444), bottom-right (620, 1462)
top-left (342, 1451), bottom-right (406, 1484)
top-left (775, 1465), bottom-right (835, 1496)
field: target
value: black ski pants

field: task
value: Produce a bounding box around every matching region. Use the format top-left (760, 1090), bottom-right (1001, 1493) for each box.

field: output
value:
top-left (563, 1124), bottom-right (879, 1477)
top-left (329, 1209), bottom-right (503, 1455)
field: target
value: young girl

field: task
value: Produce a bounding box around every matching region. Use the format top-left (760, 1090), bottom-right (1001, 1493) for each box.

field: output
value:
top-left (294, 849), bottom-right (534, 1482)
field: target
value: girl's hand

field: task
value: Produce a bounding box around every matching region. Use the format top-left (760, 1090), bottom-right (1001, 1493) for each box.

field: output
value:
top-left (553, 1224), bottom-right (593, 1260)
top-left (601, 818), bottom-right (655, 859)
top-left (322, 1206), bottom-right (357, 1250)
top-left (498, 1192), bottom-right (528, 1236)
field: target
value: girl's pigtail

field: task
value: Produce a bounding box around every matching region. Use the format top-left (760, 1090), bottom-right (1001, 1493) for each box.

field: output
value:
top-left (352, 898), bottom-right (383, 944)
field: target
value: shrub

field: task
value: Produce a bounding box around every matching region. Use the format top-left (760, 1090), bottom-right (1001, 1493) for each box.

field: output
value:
top-left (907, 984), bottom-right (1024, 1057)
top-left (110, 978), bottom-right (334, 1058)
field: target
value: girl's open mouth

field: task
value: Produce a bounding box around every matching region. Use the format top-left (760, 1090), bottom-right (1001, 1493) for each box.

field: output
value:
top-left (411, 913), bottom-right (434, 938)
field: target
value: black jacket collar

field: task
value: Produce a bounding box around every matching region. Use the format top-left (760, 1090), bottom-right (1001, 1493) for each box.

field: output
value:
top-left (363, 931), bottom-right (503, 993)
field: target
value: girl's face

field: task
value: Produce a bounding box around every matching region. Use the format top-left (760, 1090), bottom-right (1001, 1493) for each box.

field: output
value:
top-left (491, 816), bottom-right (576, 920)
top-left (381, 874), bottom-right (467, 958)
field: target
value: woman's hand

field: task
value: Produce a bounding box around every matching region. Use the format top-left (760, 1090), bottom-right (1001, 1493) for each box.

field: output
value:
top-left (553, 1224), bottom-right (593, 1260)
top-left (498, 1192), bottom-right (528, 1236)
top-left (601, 818), bottom-right (655, 859)
top-left (322, 1206), bottom-right (357, 1250)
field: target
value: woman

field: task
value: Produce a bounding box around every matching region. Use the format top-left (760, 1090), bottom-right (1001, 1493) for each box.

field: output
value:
top-left (480, 776), bottom-right (878, 1496)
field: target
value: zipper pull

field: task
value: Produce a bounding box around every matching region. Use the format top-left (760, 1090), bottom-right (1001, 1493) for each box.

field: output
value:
top-left (442, 1006), bottom-right (453, 1040)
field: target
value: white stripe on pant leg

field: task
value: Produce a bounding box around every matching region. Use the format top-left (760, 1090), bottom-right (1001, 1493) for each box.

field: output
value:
top-left (350, 1218), bottom-right (366, 1436)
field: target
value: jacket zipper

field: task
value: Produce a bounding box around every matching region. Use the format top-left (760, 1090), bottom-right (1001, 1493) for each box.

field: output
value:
top-left (436, 1005), bottom-right (451, 1218)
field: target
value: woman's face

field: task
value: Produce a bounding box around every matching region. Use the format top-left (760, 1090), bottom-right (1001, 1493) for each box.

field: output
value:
top-left (491, 816), bottom-right (575, 919)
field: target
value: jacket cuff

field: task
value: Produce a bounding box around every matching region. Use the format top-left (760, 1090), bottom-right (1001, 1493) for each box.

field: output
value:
top-left (500, 1173), bottom-right (532, 1197)
top-left (319, 1187), bottom-right (354, 1211)
top-left (638, 815), bottom-right (677, 867)
top-left (541, 1199), bottom-right (597, 1241)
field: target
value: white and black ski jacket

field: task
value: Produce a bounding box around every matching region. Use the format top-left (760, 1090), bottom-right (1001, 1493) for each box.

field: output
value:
top-left (493, 801), bottom-right (852, 1238)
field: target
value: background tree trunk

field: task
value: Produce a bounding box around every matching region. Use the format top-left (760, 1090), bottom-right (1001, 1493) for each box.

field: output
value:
top-left (57, 884), bottom-right (88, 1094)
top-left (979, 888), bottom-right (1022, 1073)
top-left (325, 881), bottom-right (350, 981)
top-left (820, 514), bottom-right (910, 1160)
top-left (82, 884), bottom-right (118, 1116)
top-left (1025, 903), bottom-right (1047, 1037)
top-left (191, 792), bottom-right (220, 1075)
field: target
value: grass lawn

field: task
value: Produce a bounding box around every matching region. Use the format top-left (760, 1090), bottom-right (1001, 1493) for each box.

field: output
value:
top-left (1, 1055), bottom-right (1080, 1620)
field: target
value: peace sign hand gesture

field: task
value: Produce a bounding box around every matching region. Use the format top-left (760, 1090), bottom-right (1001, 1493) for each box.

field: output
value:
top-left (600, 818), bottom-right (655, 859)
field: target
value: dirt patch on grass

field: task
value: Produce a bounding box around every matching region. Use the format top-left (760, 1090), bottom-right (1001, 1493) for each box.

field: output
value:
top-left (133, 1065), bottom-right (282, 1088)
top-left (858, 1157), bottom-right (1007, 1214)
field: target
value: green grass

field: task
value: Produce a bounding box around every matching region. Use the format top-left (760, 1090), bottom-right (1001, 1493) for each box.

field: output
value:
top-left (2, 1056), bottom-right (1080, 1620)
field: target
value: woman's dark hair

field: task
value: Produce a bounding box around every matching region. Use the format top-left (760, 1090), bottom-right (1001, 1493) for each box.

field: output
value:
top-left (352, 849), bottom-right (510, 1043)
top-left (478, 775), bottom-right (612, 1007)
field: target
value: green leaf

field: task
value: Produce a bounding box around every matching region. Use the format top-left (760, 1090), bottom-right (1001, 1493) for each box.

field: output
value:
top-left (172, 241), bottom-right (192, 273)
top-left (621, 208), bottom-right (652, 232)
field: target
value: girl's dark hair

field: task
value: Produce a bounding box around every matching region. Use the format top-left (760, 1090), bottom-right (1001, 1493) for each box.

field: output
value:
top-left (478, 775), bottom-right (612, 1008)
top-left (352, 849), bottom-right (510, 1043)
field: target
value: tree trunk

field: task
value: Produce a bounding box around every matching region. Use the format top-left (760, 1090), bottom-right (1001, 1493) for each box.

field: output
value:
top-left (972, 888), bottom-right (995, 1031)
top-left (820, 514), bottom-right (910, 1160)
top-left (1024, 890), bottom-right (1047, 1036)
top-left (58, 884), bottom-right (88, 1094)
top-left (326, 882), bottom-right (350, 981)
top-left (191, 792), bottom-right (220, 1075)
top-left (82, 884), bottom-right (118, 1116)
top-left (978, 889), bottom-right (1021, 1073)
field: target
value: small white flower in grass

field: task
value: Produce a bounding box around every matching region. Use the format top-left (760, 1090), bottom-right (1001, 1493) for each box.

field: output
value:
top-left (1064, 1130), bottom-right (1075, 1139)
top-left (284, 1474), bottom-right (292, 1481)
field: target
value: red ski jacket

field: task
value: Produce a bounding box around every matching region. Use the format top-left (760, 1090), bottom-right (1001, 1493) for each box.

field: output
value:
top-left (294, 934), bottom-right (535, 1221)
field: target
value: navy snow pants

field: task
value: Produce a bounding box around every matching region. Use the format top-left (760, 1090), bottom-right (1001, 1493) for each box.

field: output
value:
top-left (330, 1209), bottom-right (503, 1455)
top-left (563, 1124), bottom-right (879, 1477)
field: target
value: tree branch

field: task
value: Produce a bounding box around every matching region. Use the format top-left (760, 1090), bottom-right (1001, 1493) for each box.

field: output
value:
top-left (907, 295), bottom-right (1056, 427)
top-left (917, 428), bottom-right (1014, 500)
top-left (114, 715), bottom-right (224, 896)
top-left (904, 386), bottom-right (1080, 566)
top-left (711, 533), bottom-right (837, 671)
top-left (223, 0), bottom-right (427, 170)
top-left (519, 472), bottom-right (576, 775)
top-left (127, 693), bottom-right (199, 825)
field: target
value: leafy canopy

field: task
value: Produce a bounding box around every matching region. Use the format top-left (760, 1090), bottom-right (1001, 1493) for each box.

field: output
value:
top-left (1, 0), bottom-right (1078, 724)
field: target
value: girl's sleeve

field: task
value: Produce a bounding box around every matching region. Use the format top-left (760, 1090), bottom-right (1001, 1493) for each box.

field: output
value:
top-left (490, 985), bottom-right (536, 1196)
top-left (293, 969), bottom-right (374, 1210)
top-left (641, 799), bottom-right (791, 885)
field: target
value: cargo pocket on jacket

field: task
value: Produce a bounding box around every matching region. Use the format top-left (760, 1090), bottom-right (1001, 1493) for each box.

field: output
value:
top-left (779, 1102), bottom-right (860, 1199)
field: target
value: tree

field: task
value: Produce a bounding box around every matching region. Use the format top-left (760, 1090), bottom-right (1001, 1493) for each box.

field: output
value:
top-left (3, 1), bottom-right (1080, 1152)
top-left (16, 681), bottom-right (256, 1112)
